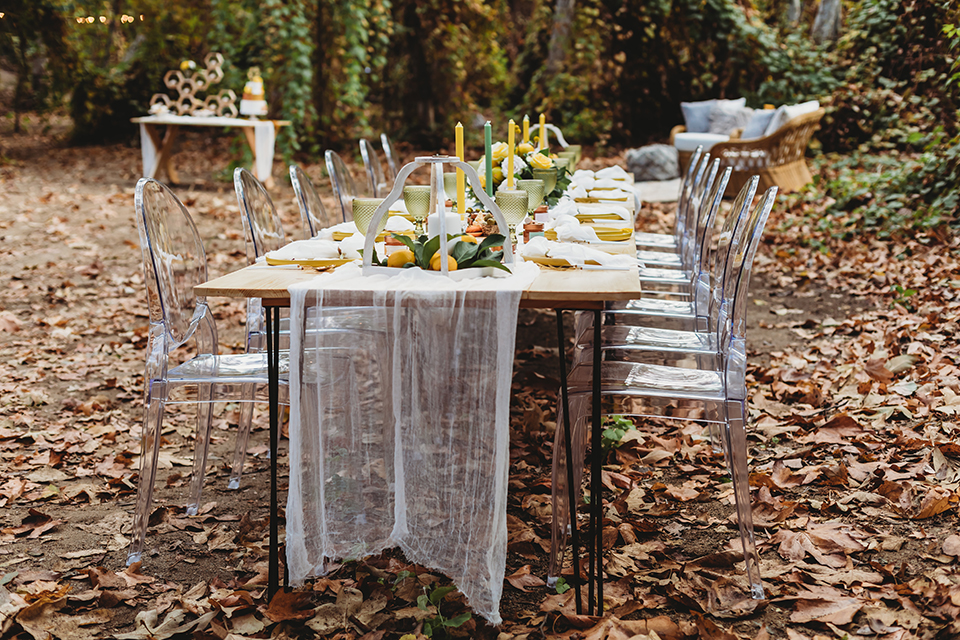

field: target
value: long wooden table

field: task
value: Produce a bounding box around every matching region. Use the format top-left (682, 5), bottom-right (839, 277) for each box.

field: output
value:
top-left (195, 261), bottom-right (641, 615)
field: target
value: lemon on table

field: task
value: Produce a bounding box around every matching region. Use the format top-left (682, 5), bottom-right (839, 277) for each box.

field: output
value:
top-left (429, 253), bottom-right (458, 271)
top-left (387, 249), bottom-right (416, 268)
top-left (517, 141), bottom-right (535, 155)
top-left (458, 234), bottom-right (478, 244)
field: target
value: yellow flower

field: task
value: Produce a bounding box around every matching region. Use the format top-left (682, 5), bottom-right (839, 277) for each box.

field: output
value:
top-left (527, 152), bottom-right (554, 170)
top-left (491, 141), bottom-right (509, 162)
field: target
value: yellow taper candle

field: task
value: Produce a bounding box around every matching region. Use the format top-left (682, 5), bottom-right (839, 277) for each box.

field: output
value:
top-left (455, 121), bottom-right (465, 215)
top-left (507, 118), bottom-right (515, 189)
top-left (522, 115), bottom-right (530, 143)
top-left (539, 113), bottom-right (546, 150)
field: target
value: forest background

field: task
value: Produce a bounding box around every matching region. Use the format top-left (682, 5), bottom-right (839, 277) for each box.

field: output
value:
top-left (2, 0), bottom-right (959, 235)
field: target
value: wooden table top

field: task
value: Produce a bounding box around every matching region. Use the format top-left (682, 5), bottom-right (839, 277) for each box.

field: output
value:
top-left (195, 262), bottom-right (641, 309)
top-left (131, 115), bottom-right (292, 127)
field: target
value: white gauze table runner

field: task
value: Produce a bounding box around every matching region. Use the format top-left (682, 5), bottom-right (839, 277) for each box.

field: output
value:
top-left (286, 262), bottom-right (539, 625)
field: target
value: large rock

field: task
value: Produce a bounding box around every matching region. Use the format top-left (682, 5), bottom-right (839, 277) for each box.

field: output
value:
top-left (625, 144), bottom-right (679, 181)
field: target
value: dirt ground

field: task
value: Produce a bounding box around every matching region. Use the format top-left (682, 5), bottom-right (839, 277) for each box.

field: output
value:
top-left (2, 121), bottom-right (960, 640)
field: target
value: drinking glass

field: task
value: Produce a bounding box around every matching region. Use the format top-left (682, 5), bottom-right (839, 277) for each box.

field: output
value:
top-left (495, 189), bottom-right (529, 246)
top-left (516, 179), bottom-right (545, 212)
top-left (352, 198), bottom-right (386, 236)
top-left (403, 185), bottom-right (431, 236)
top-left (442, 172), bottom-right (458, 202)
top-left (532, 167), bottom-right (558, 196)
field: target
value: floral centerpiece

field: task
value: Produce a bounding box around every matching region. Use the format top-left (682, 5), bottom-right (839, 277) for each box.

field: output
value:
top-left (473, 142), bottom-right (571, 206)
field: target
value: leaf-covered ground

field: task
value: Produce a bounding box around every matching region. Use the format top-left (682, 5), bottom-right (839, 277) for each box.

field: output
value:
top-left (1, 126), bottom-right (959, 640)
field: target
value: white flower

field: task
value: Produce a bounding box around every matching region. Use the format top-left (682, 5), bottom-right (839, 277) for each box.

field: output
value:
top-left (501, 155), bottom-right (527, 176)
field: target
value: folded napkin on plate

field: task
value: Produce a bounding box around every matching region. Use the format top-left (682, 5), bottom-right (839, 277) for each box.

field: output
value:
top-left (595, 165), bottom-right (631, 181)
top-left (592, 178), bottom-right (628, 190)
top-left (550, 200), bottom-right (580, 219)
top-left (545, 216), bottom-right (601, 243)
top-left (576, 203), bottom-right (632, 221)
top-left (384, 216), bottom-right (415, 232)
top-left (570, 175), bottom-right (595, 191)
top-left (522, 237), bottom-right (635, 267)
top-left (317, 221), bottom-right (359, 240)
top-left (268, 238), bottom-right (341, 261)
top-left (572, 169), bottom-right (595, 181)
top-left (588, 188), bottom-right (632, 201)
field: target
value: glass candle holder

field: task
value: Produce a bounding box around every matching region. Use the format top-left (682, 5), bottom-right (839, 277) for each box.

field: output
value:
top-left (352, 198), bottom-right (386, 236)
top-left (516, 179), bottom-right (545, 212)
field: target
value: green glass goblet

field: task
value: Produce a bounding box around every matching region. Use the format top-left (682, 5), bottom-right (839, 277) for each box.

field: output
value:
top-left (352, 197), bottom-right (386, 236)
top-left (442, 171), bottom-right (458, 202)
top-left (531, 167), bottom-right (558, 197)
top-left (554, 157), bottom-right (571, 173)
top-left (495, 188), bottom-right (529, 246)
top-left (516, 179), bottom-right (545, 212)
top-left (403, 185), bottom-right (431, 236)
top-left (565, 144), bottom-right (582, 165)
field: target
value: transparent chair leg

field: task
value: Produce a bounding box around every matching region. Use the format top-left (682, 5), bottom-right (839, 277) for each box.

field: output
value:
top-left (186, 382), bottom-right (216, 516)
top-left (127, 384), bottom-right (166, 565)
top-left (228, 390), bottom-right (256, 490)
top-left (724, 400), bottom-right (764, 599)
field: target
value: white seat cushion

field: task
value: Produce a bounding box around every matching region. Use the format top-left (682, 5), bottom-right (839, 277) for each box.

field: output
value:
top-left (674, 132), bottom-right (730, 153)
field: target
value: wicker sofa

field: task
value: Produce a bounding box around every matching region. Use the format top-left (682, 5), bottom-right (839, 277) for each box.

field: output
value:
top-left (671, 108), bottom-right (825, 195)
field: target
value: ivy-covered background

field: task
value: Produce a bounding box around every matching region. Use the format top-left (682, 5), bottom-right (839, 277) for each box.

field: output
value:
top-left (2, 0), bottom-right (959, 230)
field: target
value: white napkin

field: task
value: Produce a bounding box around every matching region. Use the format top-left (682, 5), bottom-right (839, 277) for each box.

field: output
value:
top-left (384, 216), bottom-right (414, 232)
top-left (577, 203), bottom-right (632, 221)
top-left (592, 178), bottom-right (625, 190)
top-left (596, 165), bottom-right (631, 180)
top-left (545, 214), bottom-right (600, 243)
top-left (566, 185), bottom-right (589, 199)
top-left (317, 221), bottom-right (359, 240)
top-left (521, 237), bottom-right (634, 267)
top-left (570, 176), bottom-right (595, 191)
top-left (571, 169), bottom-right (595, 181)
top-left (550, 200), bottom-right (580, 219)
top-left (388, 201), bottom-right (409, 214)
top-left (268, 238), bottom-right (340, 261)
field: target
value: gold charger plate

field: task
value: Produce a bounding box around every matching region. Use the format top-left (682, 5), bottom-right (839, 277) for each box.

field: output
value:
top-left (575, 212), bottom-right (627, 221)
top-left (332, 230), bottom-right (415, 242)
top-left (544, 228), bottom-right (632, 242)
top-left (265, 257), bottom-right (355, 267)
top-left (522, 255), bottom-right (601, 267)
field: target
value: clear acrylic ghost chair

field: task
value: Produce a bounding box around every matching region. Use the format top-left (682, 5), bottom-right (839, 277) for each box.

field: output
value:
top-left (129, 178), bottom-right (289, 565)
top-left (634, 145), bottom-right (703, 253)
top-left (325, 149), bottom-right (360, 222)
top-left (360, 138), bottom-right (391, 197)
top-left (635, 153), bottom-right (717, 279)
top-left (575, 172), bottom-right (754, 343)
top-left (290, 164), bottom-right (337, 238)
top-left (380, 133), bottom-right (400, 180)
top-left (549, 185), bottom-right (779, 601)
top-left (232, 168), bottom-right (291, 489)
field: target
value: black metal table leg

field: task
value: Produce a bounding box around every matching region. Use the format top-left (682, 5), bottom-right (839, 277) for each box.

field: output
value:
top-left (555, 311), bottom-right (582, 615)
top-left (267, 305), bottom-right (280, 600)
top-left (591, 308), bottom-right (603, 614)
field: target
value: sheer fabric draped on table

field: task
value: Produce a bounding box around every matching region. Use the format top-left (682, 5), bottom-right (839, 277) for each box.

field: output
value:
top-left (286, 263), bottom-right (539, 624)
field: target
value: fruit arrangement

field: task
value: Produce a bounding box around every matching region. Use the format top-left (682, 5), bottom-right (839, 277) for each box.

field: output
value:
top-left (367, 233), bottom-right (511, 273)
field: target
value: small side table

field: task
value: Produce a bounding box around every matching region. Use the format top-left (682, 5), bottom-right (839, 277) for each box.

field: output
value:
top-left (131, 115), bottom-right (292, 189)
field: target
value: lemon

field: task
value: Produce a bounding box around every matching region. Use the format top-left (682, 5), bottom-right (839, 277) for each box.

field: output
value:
top-left (517, 141), bottom-right (535, 155)
top-left (429, 253), bottom-right (458, 271)
top-left (492, 167), bottom-right (504, 184)
top-left (387, 249), bottom-right (416, 268)
top-left (458, 234), bottom-right (478, 244)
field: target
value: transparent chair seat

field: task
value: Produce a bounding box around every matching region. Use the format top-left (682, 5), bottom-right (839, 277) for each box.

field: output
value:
top-left (380, 133), bottom-right (400, 180)
top-left (168, 352), bottom-right (289, 382)
top-left (634, 231), bottom-right (677, 247)
top-left (580, 325), bottom-right (714, 352)
top-left (624, 296), bottom-right (692, 314)
top-left (570, 359), bottom-right (724, 398)
top-left (637, 249), bottom-right (682, 266)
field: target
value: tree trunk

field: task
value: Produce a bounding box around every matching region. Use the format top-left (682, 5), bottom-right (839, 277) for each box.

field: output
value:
top-left (787, 0), bottom-right (802, 25)
top-left (812, 0), bottom-right (842, 43)
top-left (545, 0), bottom-right (575, 77)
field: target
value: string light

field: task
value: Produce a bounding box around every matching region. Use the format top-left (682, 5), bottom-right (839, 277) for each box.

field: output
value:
top-left (0, 12), bottom-right (5, 18)
top-left (72, 13), bottom-right (147, 25)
